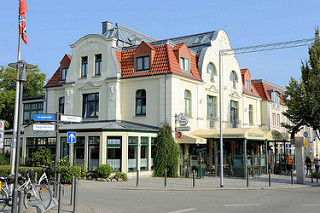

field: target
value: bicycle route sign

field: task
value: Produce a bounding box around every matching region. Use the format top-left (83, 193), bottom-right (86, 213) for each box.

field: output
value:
top-left (67, 132), bottom-right (77, 143)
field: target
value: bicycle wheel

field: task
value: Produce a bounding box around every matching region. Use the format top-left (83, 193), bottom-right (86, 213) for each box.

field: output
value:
top-left (0, 188), bottom-right (8, 211)
top-left (24, 185), bottom-right (52, 210)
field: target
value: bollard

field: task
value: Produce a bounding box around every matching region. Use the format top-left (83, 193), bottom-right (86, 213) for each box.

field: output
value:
top-left (311, 168), bottom-right (313, 183)
top-left (70, 176), bottom-right (75, 205)
top-left (136, 170), bottom-right (139, 187)
top-left (268, 168), bottom-right (271, 187)
top-left (72, 179), bottom-right (78, 213)
top-left (247, 166), bottom-right (249, 187)
top-left (192, 170), bottom-right (195, 188)
top-left (291, 169), bottom-right (294, 185)
top-left (34, 172), bottom-right (38, 184)
top-left (316, 167), bottom-right (319, 183)
top-left (18, 190), bottom-right (24, 213)
top-left (58, 184), bottom-right (62, 213)
top-left (164, 169), bottom-right (167, 188)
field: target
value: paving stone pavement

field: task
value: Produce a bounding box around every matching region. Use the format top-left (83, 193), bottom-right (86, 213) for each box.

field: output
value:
top-left (2, 174), bottom-right (319, 213)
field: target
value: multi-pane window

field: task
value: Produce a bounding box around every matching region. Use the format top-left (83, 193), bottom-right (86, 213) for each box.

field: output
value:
top-left (81, 56), bottom-right (88, 77)
top-left (249, 105), bottom-right (253, 125)
top-left (272, 92), bottom-right (280, 109)
top-left (83, 93), bottom-right (99, 118)
top-left (277, 114), bottom-right (280, 128)
top-left (230, 100), bottom-right (238, 128)
top-left (136, 56), bottom-right (150, 71)
top-left (245, 80), bottom-right (251, 91)
top-left (207, 63), bottom-right (216, 82)
top-left (95, 54), bottom-right (102, 75)
top-left (184, 90), bottom-right (191, 116)
top-left (107, 137), bottom-right (122, 172)
top-left (140, 137), bottom-right (149, 171)
top-left (272, 113), bottom-right (276, 127)
top-left (128, 136), bottom-right (138, 172)
top-left (61, 68), bottom-right (68, 81)
top-left (23, 102), bottom-right (43, 124)
top-left (180, 57), bottom-right (189, 73)
top-left (230, 71), bottom-right (238, 89)
top-left (59, 97), bottom-right (65, 114)
top-left (207, 95), bottom-right (217, 119)
top-left (136, 89), bottom-right (146, 116)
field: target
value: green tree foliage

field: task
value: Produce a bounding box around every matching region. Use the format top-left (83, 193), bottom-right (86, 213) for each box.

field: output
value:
top-left (97, 164), bottom-right (113, 178)
top-left (153, 123), bottom-right (181, 177)
top-left (0, 65), bottom-right (46, 129)
top-left (282, 27), bottom-right (320, 139)
top-left (31, 147), bottom-right (54, 166)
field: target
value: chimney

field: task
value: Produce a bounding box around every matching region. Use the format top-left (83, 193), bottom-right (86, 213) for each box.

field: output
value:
top-left (102, 21), bottom-right (113, 35)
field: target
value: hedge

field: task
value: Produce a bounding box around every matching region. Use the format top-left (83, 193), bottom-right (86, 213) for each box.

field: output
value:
top-left (56, 166), bottom-right (81, 184)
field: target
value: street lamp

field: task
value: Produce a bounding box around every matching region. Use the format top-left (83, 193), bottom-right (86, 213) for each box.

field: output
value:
top-left (8, 60), bottom-right (36, 213)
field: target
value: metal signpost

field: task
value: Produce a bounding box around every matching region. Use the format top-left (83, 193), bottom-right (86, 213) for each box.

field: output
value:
top-left (68, 132), bottom-right (77, 167)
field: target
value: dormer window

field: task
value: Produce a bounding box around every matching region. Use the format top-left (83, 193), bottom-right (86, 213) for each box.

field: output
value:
top-left (136, 56), bottom-right (150, 72)
top-left (194, 36), bottom-right (204, 44)
top-left (180, 57), bottom-right (189, 73)
top-left (61, 68), bottom-right (68, 81)
top-left (245, 79), bottom-right (251, 91)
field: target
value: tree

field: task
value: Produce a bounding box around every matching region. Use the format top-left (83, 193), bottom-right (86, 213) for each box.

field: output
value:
top-left (0, 65), bottom-right (46, 129)
top-left (153, 123), bottom-right (181, 177)
top-left (282, 27), bottom-right (320, 140)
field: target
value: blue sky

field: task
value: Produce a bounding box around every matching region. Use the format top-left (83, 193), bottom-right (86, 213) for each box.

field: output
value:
top-left (1, 0), bottom-right (319, 87)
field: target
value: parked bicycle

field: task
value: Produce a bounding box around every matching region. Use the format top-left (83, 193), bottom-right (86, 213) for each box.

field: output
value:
top-left (0, 174), bottom-right (22, 211)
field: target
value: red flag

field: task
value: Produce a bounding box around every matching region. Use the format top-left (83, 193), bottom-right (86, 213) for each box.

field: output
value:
top-left (19, 0), bottom-right (28, 44)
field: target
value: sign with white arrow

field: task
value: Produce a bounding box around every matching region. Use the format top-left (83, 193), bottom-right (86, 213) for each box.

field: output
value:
top-left (67, 132), bottom-right (77, 143)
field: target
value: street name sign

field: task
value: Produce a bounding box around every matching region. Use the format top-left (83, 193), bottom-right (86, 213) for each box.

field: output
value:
top-left (33, 114), bottom-right (55, 121)
top-left (176, 126), bottom-right (190, 131)
top-left (0, 120), bottom-right (4, 131)
top-left (61, 115), bottom-right (82, 123)
top-left (33, 124), bottom-right (55, 131)
top-left (67, 132), bottom-right (77, 143)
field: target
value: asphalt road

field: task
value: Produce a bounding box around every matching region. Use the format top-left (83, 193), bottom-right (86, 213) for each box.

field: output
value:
top-left (78, 187), bottom-right (320, 213)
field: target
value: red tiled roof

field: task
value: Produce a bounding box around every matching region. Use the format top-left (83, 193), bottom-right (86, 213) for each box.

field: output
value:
top-left (121, 43), bottom-right (201, 80)
top-left (240, 68), bottom-right (260, 98)
top-left (252, 80), bottom-right (286, 104)
top-left (115, 50), bottom-right (121, 69)
top-left (45, 54), bottom-right (71, 88)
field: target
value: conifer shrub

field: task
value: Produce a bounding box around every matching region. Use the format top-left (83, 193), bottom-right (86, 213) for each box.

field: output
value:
top-left (153, 123), bottom-right (181, 177)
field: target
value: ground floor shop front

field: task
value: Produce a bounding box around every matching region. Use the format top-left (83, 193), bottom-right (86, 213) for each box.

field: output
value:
top-left (178, 128), bottom-right (293, 178)
top-left (4, 121), bottom-right (158, 178)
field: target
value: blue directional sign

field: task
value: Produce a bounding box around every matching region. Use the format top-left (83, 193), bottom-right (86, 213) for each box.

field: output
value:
top-left (33, 114), bottom-right (55, 121)
top-left (67, 132), bottom-right (76, 143)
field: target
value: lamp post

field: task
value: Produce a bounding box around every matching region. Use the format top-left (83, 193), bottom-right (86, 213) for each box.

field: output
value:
top-left (8, 60), bottom-right (36, 213)
top-left (218, 50), bottom-right (224, 187)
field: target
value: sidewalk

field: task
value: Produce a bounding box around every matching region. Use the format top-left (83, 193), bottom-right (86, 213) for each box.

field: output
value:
top-left (3, 174), bottom-right (319, 213)
top-left (77, 173), bottom-right (320, 191)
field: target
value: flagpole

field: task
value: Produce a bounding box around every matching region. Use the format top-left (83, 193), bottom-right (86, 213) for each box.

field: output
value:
top-left (10, 2), bottom-right (23, 211)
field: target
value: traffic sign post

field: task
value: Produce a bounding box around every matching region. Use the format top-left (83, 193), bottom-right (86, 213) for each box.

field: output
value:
top-left (61, 115), bottom-right (82, 123)
top-left (0, 120), bottom-right (4, 132)
top-left (68, 132), bottom-right (76, 167)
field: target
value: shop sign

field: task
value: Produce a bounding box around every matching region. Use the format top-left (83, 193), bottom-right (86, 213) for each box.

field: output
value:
top-left (178, 116), bottom-right (189, 126)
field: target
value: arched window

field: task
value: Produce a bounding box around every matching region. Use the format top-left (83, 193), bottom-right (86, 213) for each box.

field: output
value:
top-left (249, 105), bottom-right (253, 125)
top-left (184, 90), bottom-right (191, 116)
top-left (207, 62), bottom-right (216, 82)
top-left (230, 71), bottom-right (238, 89)
top-left (136, 89), bottom-right (146, 116)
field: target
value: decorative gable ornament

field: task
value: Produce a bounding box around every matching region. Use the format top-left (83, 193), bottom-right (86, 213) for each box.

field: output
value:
top-left (231, 91), bottom-right (241, 99)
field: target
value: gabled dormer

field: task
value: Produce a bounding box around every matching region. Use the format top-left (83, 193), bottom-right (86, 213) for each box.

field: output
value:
top-left (173, 43), bottom-right (192, 74)
top-left (60, 54), bottom-right (72, 82)
top-left (134, 41), bottom-right (156, 72)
